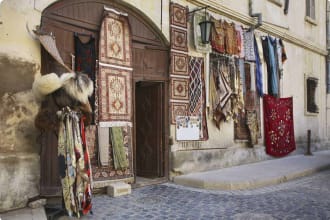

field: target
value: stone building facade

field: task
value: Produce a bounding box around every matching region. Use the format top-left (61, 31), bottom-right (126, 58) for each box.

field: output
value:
top-left (0, 0), bottom-right (329, 212)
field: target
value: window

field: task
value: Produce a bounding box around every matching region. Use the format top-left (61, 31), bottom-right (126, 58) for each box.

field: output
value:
top-left (306, 0), bottom-right (315, 20)
top-left (305, 74), bottom-right (319, 115)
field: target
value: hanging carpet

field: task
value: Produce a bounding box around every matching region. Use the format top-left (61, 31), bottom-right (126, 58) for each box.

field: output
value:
top-left (98, 9), bottom-right (133, 127)
top-left (74, 35), bottom-right (96, 124)
top-left (188, 56), bottom-right (208, 140)
top-left (263, 95), bottom-right (296, 157)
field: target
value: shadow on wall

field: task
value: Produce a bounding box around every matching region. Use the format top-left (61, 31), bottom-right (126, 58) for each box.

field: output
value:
top-left (0, 54), bottom-right (41, 212)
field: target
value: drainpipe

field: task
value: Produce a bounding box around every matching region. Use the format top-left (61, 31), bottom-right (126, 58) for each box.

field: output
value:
top-left (248, 0), bottom-right (262, 31)
top-left (327, 1), bottom-right (330, 93)
top-left (326, 1), bottom-right (330, 138)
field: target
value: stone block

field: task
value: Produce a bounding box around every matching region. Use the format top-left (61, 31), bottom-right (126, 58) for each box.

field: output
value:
top-left (107, 182), bottom-right (131, 197)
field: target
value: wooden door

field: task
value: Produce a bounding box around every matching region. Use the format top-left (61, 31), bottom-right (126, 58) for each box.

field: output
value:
top-left (135, 82), bottom-right (164, 177)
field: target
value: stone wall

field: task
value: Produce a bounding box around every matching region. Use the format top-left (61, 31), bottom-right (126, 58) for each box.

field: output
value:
top-left (0, 54), bottom-right (40, 212)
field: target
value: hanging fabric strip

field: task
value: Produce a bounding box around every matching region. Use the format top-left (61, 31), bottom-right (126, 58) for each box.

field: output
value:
top-left (57, 107), bottom-right (92, 217)
top-left (243, 30), bottom-right (256, 61)
top-left (188, 56), bottom-right (209, 140)
top-left (110, 127), bottom-right (129, 170)
top-left (74, 35), bottom-right (96, 124)
top-left (254, 36), bottom-right (263, 97)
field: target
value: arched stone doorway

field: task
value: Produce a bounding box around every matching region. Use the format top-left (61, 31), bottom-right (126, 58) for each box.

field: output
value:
top-left (38, 0), bottom-right (169, 196)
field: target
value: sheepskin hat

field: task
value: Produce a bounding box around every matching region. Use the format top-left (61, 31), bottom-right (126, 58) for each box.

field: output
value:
top-left (32, 72), bottom-right (93, 104)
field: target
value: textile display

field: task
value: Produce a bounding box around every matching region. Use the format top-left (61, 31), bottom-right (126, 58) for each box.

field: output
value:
top-left (246, 110), bottom-right (259, 146)
top-left (171, 78), bottom-right (189, 100)
top-left (261, 36), bottom-right (279, 97)
top-left (99, 12), bottom-right (132, 67)
top-left (243, 30), bottom-right (256, 61)
top-left (170, 2), bottom-right (189, 125)
top-left (171, 52), bottom-right (189, 75)
top-left (235, 24), bottom-right (244, 58)
top-left (110, 127), bottom-right (129, 170)
top-left (224, 21), bottom-right (238, 55)
top-left (58, 107), bottom-right (92, 217)
top-left (98, 127), bottom-right (109, 166)
top-left (171, 27), bottom-right (188, 52)
top-left (209, 55), bottom-right (235, 128)
top-left (171, 102), bottom-right (188, 124)
top-left (189, 56), bottom-right (208, 140)
top-left (211, 18), bottom-right (226, 54)
top-left (235, 62), bottom-right (261, 143)
top-left (98, 65), bottom-right (132, 126)
top-left (96, 8), bottom-right (133, 176)
top-left (170, 2), bottom-right (187, 28)
top-left (263, 95), bottom-right (296, 157)
top-left (74, 34), bottom-right (97, 123)
top-left (254, 36), bottom-right (263, 97)
top-left (193, 11), bottom-right (212, 53)
top-left (85, 125), bottom-right (133, 181)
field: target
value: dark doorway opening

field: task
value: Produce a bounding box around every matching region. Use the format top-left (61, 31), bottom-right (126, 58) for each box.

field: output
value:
top-left (134, 81), bottom-right (166, 187)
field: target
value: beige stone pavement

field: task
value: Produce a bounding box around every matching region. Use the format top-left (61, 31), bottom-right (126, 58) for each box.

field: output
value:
top-left (1, 150), bottom-right (330, 220)
top-left (174, 150), bottom-right (330, 190)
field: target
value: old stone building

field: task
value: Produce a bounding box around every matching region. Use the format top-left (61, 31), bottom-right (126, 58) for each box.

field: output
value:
top-left (0, 0), bottom-right (329, 213)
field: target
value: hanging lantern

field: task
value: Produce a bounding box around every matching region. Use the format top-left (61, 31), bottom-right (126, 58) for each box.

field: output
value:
top-left (199, 20), bottom-right (213, 44)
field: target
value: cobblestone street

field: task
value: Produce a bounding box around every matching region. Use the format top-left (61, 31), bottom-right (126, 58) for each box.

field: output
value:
top-left (70, 169), bottom-right (330, 220)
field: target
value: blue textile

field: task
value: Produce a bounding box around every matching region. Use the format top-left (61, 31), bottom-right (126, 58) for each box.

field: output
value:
top-left (254, 36), bottom-right (263, 97)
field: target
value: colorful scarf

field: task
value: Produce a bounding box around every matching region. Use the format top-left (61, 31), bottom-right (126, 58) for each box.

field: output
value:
top-left (58, 107), bottom-right (92, 217)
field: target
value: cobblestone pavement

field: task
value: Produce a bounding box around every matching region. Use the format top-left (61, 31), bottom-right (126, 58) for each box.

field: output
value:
top-left (60, 169), bottom-right (330, 220)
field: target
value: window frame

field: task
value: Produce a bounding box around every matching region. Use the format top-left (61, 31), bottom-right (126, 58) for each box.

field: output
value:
top-left (305, 0), bottom-right (317, 25)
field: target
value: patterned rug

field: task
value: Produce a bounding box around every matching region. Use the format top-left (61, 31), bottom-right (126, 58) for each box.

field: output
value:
top-left (170, 2), bottom-right (189, 125)
top-left (189, 56), bottom-right (208, 140)
top-left (263, 95), bottom-right (296, 157)
top-left (98, 65), bottom-right (132, 126)
top-left (94, 8), bottom-right (133, 181)
top-left (98, 10), bottom-right (133, 127)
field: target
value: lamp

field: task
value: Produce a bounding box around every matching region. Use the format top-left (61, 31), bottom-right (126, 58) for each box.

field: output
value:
top-left (188, 6), bottom-right (213, 44)
top-left (199, 7), bottom-right (213, 44)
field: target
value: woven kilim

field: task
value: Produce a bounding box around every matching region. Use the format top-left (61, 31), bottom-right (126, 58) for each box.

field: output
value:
top-left (98, 65), bottom-right (132, 125)
top-left (171, 102), bottom-right (188, 124)
top-left (99, 12), bottom-right (132, 67)
top-left (98, 10), bottom-right (133, 127)
top-left (170, 2), bottom-right (189, 125)
top-left (189, 56), bottom-right (208, 140)
top-left (263, 95), bottom-right (296, 157)
top-left (170, 2), bottom-right (187, 28)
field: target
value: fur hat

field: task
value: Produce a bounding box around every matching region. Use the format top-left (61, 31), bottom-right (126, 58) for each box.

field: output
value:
top-left (62, 72), bottom-right (94, 104)
top-left (32, 72), bottom-right (93, 104)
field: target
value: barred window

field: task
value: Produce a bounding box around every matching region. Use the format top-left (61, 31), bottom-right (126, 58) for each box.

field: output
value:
top-left (306, 76), bottom-right (319, 114)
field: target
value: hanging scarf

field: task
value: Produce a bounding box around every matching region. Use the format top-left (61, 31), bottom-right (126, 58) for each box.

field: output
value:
top-left (110, 127), bottom-right (129, 170)
top-left (254, 36), bottom-right (263, 96)
top-left (58, 107), bottom-right (92, 217)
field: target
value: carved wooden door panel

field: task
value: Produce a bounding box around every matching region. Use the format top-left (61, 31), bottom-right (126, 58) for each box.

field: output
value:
top-left (135, 82), bottom-right (163, 177)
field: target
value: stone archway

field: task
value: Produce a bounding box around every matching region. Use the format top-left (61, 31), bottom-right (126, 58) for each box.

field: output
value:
top-left (38, 0), bottom-right (169, 196)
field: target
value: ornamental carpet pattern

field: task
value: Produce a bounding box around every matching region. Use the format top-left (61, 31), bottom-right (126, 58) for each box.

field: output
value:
top-left (99, 12), bottom-right (132, 67)
top-left (189, 56), bottom-right (208, 140)
top-left (263, 95), bottom-right (296, 157)
top-left (98, 65), bottom-right (132, 124)
top-left (94, 8), bottom-right (133, 180)
top-left (170, 2), bottom-right (189, 125)
top-left (85, 125), bottom-right (132, 181)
